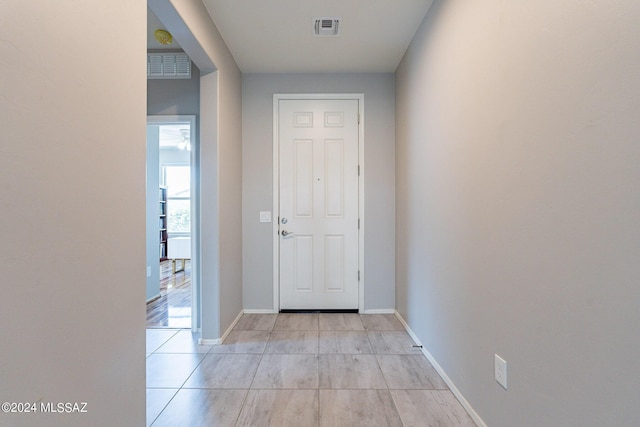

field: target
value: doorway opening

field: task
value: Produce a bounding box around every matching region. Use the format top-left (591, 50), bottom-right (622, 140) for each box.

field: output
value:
top-left (146, 116), bottom-right (199, 330)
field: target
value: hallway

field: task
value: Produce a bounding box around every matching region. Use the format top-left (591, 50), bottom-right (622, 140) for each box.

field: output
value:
top-left (146, 313), bottom-right (476, 426)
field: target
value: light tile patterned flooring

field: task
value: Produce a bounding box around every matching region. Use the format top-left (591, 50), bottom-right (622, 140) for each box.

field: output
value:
top-left (146, 313), bottom-right (476, 427)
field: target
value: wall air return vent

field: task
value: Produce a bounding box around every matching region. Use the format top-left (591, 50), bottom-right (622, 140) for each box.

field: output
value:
top-left (147, 53), bottom-right (191, 79)
top-left (313, 18), bottom-right (340, 36)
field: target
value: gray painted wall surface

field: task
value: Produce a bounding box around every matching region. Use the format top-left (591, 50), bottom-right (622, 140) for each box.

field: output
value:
top-left (146, 126), bottom-right (161, 301)
top-left (147, 62), bottom-right (200, 116)
top-left (242, 73), bottom-right (396, 311)
top-left (0, 1), bottom-right (146, 425)
top-left (396, 1), bottom-right (640, 425)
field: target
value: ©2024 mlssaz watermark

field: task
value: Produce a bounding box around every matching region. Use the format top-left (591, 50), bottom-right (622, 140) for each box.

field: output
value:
top-left (2, 401), bottom-right (88, 414)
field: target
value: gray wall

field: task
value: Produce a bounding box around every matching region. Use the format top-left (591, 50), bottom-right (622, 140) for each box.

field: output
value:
top-left (147, 60), bottom-right (200, 115)
top-left (395, 1), bottom-right (640, 425)
top-left (242, 73), bottom-right (395, 312)
top-left (146, 126), bottom-right (161, 301)
top-left (0, 1), bottom-right (146, 426)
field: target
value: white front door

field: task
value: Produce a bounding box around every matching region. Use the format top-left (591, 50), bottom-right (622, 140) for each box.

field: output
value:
top-left (278, 98), bottom-right (360, 310)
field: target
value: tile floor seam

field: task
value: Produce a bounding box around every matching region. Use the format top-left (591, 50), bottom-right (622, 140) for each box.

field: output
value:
top-left (231, 389), bottom-right (251, 427)
top-left (146, 329), bottom-right (181, 354)
top-left (246, 351), bottom-right (265, 391)
top-left (148, 388), bottom-right (179, 427)
top-left (388, 389), bottom-right (409, 427)
top-left (245, 387), bottom-right (320, 390)
top-left (179, 354), bottom-right (206, 390)
top-left (375, 353), bottom-right (394, 392)
top-left (363, 327), bottom-right (394, 394)
top-left (316, 389), bottom-right (322, 427)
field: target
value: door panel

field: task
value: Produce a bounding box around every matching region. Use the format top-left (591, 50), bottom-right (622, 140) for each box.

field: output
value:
top-left (293, 235), bottom-right (313, 292)
top-left (279, 99), bottom-right (359, 310)
top-left (294, 139), bottom-right (314, 217)
top-left (325, 139), bottom-right (344, 217)
top-left (325, 235), bottom-right (345, 292)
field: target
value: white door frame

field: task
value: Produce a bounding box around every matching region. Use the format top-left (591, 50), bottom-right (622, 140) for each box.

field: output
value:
top-left (147, 114), bottom-right (199, 332)
top-left (272, 94), bottom-right (365, 312)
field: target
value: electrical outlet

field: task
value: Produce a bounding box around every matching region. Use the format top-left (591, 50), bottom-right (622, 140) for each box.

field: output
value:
top-left (495, 354), bottom-right (507, 390)
top-left (147, 266), bottom-right (151, 278)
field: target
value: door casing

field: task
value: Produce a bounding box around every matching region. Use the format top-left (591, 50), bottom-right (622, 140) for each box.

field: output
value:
top-left (272, 94), bottom-right (365, 312)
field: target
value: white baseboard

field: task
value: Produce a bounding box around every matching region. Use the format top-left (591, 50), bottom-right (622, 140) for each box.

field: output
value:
top-left (361, 308), bottom-right (396, 314)
top-left (243, 309), bottom-right (277, 314)
top-left (248, 309), bottom-right (392, 314)
top-left (394, 311), bottom-right (487, 427)
top-left (220, 310), bottom-right (244, 343)
top-left (198, 310), bottom-right (244, 346)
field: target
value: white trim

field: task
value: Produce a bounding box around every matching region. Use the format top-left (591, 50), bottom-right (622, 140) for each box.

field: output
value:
top-left (198, 309), bottom-right (244, 346)
top-left (272, 96), bottom-right (280, 312)
top-left (220, 310), bottom-right (244, 343)
top-left (361, 308), bottom-right (396, 314)
top-left (394, 311), bottom-right (488, 427)
top-left (244, 309), bottom-right (278, 314)
top-left (272, 94), bottom-right (365, 313)
top-left (357, 97), bottom-right (365, 313)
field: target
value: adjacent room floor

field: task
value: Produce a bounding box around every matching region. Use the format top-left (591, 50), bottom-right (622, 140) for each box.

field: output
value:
top-left (146, 313), bottom-right (476, 426)
top-left (147, 260), bottom-right (191, 328)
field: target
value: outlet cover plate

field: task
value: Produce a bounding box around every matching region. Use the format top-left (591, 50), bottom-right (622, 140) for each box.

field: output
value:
top-left (495, 354), bottom-right (507, 390)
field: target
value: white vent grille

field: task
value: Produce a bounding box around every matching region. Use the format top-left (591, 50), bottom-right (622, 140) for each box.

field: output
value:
top-left (147, 53), bottom-right (191, 79)
top-left (313, 18), bottom-right (340, 36)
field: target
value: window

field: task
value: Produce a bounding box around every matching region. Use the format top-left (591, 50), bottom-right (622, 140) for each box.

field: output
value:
top-left (163, 165), bottom-right (190, 233)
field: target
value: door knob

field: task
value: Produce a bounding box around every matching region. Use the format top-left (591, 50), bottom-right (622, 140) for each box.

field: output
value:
top-left (281, 230), bottom-right (293, 237)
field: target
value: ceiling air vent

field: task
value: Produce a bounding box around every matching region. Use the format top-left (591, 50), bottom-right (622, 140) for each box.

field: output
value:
top-left (147, 53), bottom-right (191, 79)
top-left (313, 18), bottom-right (340, 36)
